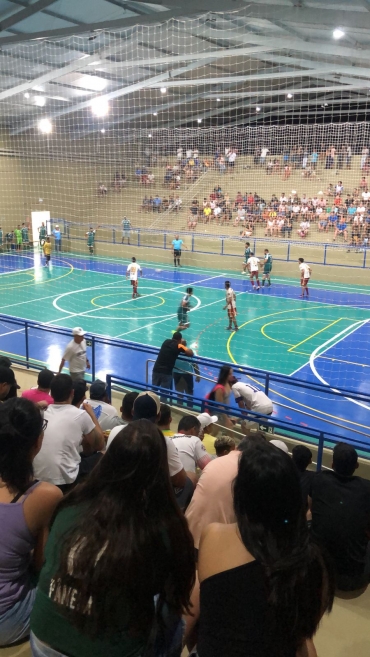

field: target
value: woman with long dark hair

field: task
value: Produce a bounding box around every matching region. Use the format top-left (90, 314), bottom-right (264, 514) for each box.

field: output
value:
top-left (0, 398), bottom-right (62, 646)
top-left (206, 365), bottom-right (234, 428)
top-left (30, 420), bottom-right (195, 657)
top-left (186, 441), bottom-right (335, 656)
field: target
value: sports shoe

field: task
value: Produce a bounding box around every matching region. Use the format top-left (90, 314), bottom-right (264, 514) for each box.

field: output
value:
top-left (225, 326), bottom-right (232, 330)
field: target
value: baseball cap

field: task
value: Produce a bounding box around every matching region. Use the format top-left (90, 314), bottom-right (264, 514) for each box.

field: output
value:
top-left (89, 379), bottom-right (107, 399)
top-left (133, 391), bottom-right (160, 421)
top-left (270, 439), bottom-right (289, 454)
top-left (197, 412), bottom-right (218, 429)
top-left (0, 366), bottom-right (16, 385)
top-left (72, 327), bottom-right (85, 336)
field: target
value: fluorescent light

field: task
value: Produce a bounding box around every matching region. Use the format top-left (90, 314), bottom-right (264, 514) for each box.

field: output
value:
top-left (32, 85), bottom-right (45, 92)
top-left (217, 97), bottom-right (221, 102)
top-left (256, 106), bottom-right (261, 112)
top-left (197, 118), bottom-right (202, 123)
top-left (148, 134), bottom-right (152, 138)
top-left (90, 96), bottom-right (109, 117)
top-left (87, 60), bottom-right (101, 66)
top-left (333, 28), bottom-right (345, 40)
top-left (153, 112), bottom-right (158, 116)
top-left (100, 128), bottom-right (106, 134)
top-left (50, 96), bottom-right (69, 102)
top-left (24, 92), bottom-right (30, 99)
top-left (38, 118), bottom-right (52, 134)
top-left (34, 96), bottom-right (46, 107)
top-left (287, 93), bottom-right (293, 99)
top-left (160, 87), bottom-right (167, 94)
top-left (77, 75), bottom-right (107, 91)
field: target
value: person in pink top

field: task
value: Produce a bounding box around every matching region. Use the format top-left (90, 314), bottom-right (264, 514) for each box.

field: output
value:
top-left (21, 369), bottom-right (54, 406)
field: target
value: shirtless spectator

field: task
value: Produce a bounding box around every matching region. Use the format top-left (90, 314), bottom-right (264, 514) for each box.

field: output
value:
top-left (98, 182), bottom-right (107, 196)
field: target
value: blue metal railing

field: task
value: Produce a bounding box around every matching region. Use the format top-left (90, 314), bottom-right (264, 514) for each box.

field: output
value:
top-left (54, 219), bottom-right (369, 269)
top-left (105, 374), bottom-right (370, 470)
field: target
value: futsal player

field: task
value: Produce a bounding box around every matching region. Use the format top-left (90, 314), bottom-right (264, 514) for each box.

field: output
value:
top-left (247, 252), bottom-right (260, 290)
top-left (176, 287), bottom-right (193, 331)
top-left (224, 281), bottom-right (239, 331)
top-left (126, 256), bottom-right (142, 298)
top-left (14, 225), bottom-right (22, 252)
top-left (38, 222), bottom-right (47, 247)
top-left (21, 223), bottom-right (29, 250)
top-left (86, 226), bottom-right (99, 254)
top-left (172, 234), bottom-right (186, 267)
top-left (121, 217), bottom-right (131, 244)
top-left (298, 257), bottom-right (312, 298)
top-left (261, 249), bottom-right (273, 286)
top-left (241, 241), bottom-right (252, 274)
top-left (43, 236), bottom-right (52, 267)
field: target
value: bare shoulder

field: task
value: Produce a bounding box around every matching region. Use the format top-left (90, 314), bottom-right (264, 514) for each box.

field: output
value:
top-left (199, 523), bottom-right (252, 583)
top-left (25, 482), bottom-right (63, 511)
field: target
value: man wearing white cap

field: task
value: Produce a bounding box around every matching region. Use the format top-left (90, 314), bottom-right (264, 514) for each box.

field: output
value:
top-left (52, 224), bottom-right (62, 253)
top-left (197, 412), bottom-right (219, 456)
top-left (58, 327), bottom-right (90, 381)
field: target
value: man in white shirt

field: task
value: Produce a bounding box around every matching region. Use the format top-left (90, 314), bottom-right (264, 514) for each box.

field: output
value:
top-left (224, 280), bottom-right (238, 331)
top-left (58, 327), bottom-right (90, 382)
top-left (87, 379), bottom-right (126, 431)
top-left (172, 415), bottom-right (212, 474)
top-left (33, 374), bottom-right (105, 491)
top-left (279, 194), bottom-right (288, 203)
top-left (362, 191), bottom-right (370, 202)
top-left (357, 204), bottom-right (366, 217)
top-left (247, 253), bottom-right (260, 291)
top-left (298, 257), bottom-right (312, 298)
top-left (228, 150), bottom-right (237, 172)
top-left (361, 146), bottom-right (369, 169)
top-left (126, 256), bottom-right (142, 299)
top-left (260, 147), bottom-right (269, 165)
top-left (232, 382), bottom-right (273, 431)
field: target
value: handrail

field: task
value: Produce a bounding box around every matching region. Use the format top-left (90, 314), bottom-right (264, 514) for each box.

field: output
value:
top-left (105, 373), bottom-right (370, 470)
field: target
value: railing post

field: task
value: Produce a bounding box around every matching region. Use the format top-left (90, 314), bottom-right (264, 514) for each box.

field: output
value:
top-left (317, 433), bottom-right (324, 472)
top-left (287, 242), bottom-right (290, 262)
top-left (192, 234), bottom-right (195, 252)
top-left (25, 321), bottom-right (29, 369)
top-left (323, 245), bottom-right (327, 265)
top-left (164, 233), bottom-right (166, 250)
top-left (113, 228), bottom-right (116, 245)
top-left (138, 229), bottom-right (141, 247)
top-left (363, 247), bottom-right (367, 269)
top-left (265, 372), bottom-right (270, 396)
top-left (91, 337), bottom-right (96, 381)
top-left (106, 374), bottom-right (112, 400)
top-left (253, 238), bottom-right (256, 254)
top-left (221, 238), bottom-right (224, 255)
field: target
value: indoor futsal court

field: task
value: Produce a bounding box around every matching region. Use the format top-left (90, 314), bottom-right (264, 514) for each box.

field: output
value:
top-left (0, 249), bottom-right (369, 446)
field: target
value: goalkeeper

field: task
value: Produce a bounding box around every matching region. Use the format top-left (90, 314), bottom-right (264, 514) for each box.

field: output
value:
top-left (176, 287), bottom-right (194, 331)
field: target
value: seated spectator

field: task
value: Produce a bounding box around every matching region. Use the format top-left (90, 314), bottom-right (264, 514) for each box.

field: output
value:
top-left (33, 374), bottom-right (105, 492)
top-left (214, 435), bottom-right (235, 457)
top-left (206, 365), bottom-right (234, 429)
top-left (318, 216), bottom-right (328, 232)
top-left (292, 445), bottom-right (315, 510)
top-left (98, 182), bottom-right (107, 196)
top-left (0, 398), bottom-right (62, 647)
top-left (333, 219), bottom-right (348, 242)
top-left (172, 416), bottom-right (212, 474)
top-left (0, 366), bottom-right (18, 401)
top-left (21, 368), bottom-right (54, 405)
top-left (29, 420), bottom-right (195, 657)
top-left (87, 379), bottom-right (126, 431)
top-left (157, 403), bottom-right (174, 437)
top-left (270, 439), bottom-right (289, 454)
top-left (185, 441), bottom-right (335, 657)
top-left (197, 412), bottom-right (218, 455)
top-left (106, 391), bottom-right (138, 448)
top-left (311, 442), bottom-right (370, 592)
top-left (152, 195), bottom-right (162, 212)
top-left (71, 379), bottom-right (88, 407)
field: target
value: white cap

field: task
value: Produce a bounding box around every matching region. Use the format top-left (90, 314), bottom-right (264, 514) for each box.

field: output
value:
top-left (270, 439), bottom-right (289, 454)
top-left (72, 327), bottom-right (85, 336)
top-left (197, 412), bottom-right (218, 428)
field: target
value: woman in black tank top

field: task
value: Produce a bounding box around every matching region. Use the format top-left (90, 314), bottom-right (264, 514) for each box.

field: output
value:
top-left (186, 441), bottom-right (335, 657)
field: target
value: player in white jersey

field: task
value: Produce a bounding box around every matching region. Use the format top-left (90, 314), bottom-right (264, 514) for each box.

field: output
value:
top-left (223, 281), bottom-right (238, 331)
top-left (247, 252), bottom-right (260, 291)
top-left (126, 257), bottom-right (142, 298)
top-left (298, 257), bottom-right (312, 298)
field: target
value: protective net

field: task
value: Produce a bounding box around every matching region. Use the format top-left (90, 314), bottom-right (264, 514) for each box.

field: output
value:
top-left (0, 4), bottom-right (369, 416)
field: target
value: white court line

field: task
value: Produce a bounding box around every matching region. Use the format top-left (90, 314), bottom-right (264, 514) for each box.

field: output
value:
top-left (49, 274), bottom-right (224, 325)
top-left (309, 320), bottom-right (370, 410)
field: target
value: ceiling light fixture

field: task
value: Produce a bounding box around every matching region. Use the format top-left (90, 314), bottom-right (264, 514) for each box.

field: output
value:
top-left (256, 106), bottom-right (261, 112)
top-left (287, 93), bottom-right (293, 99)
top-left (38, 118), bottom-right (52, 134)
top-left (148, 133), bottom-right (152, 138)
top-left (160, 87), bottom-right (167, 94)
top-left (90, 96), bottom-right (109, 117)
top-left (24, 92), bottom-right (30, 99)
top-left (153, 112), bottom-right (158, 116)
top-left (333, 28), bottom-right (345, 40)
top-left (217, 97), bottom-right (221, 102)
top-left (34, 96), bottom-right (46, 107)
top-left (197, 118), bottom-right (202, 123)
top-left (100, 128), bottom-right (106, 134)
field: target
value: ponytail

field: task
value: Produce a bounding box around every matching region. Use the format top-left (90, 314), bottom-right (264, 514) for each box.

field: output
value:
top-left (0, 398), bottom-right (43, 492)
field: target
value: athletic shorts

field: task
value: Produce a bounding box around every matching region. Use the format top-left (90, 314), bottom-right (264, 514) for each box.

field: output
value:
top-left (174, 249), bottom-right (181, 257)
top-left (228, 161), bottom-right (235, 167)
top-left (263, 266), bottom-right (272, 274)
top-left (228, 308), bottom-right (237, 318)
top-left (177, 309), bottom-right (188, 323)
top-left (250, 270), bottom-right (259, 278)
top-left (45, 255), bottom-right (50, 262)
top-left (130, 279), bottom-right (138, 286)
top-left (301, 278), bottom-right (310, 285)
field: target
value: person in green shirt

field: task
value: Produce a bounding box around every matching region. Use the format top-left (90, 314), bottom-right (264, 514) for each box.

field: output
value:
top-left (5, 231), bottom-right (13, 252)
top-left (21, 223), bottom-right (29, 250)
top-left (0, 227), bottom-right (3, 251)
top-left (86, 226), bottom-right (98, 254)
top-left (13, 225), bottom-right (22, 251)
top-left (262, 248), bottom-right (273, 286)
top-left (241, 241), bottom-right (252, 274)
top-left (30, 420), bottom-right (195, 657)
top-left (38, 222), bottom-right (47, 246)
